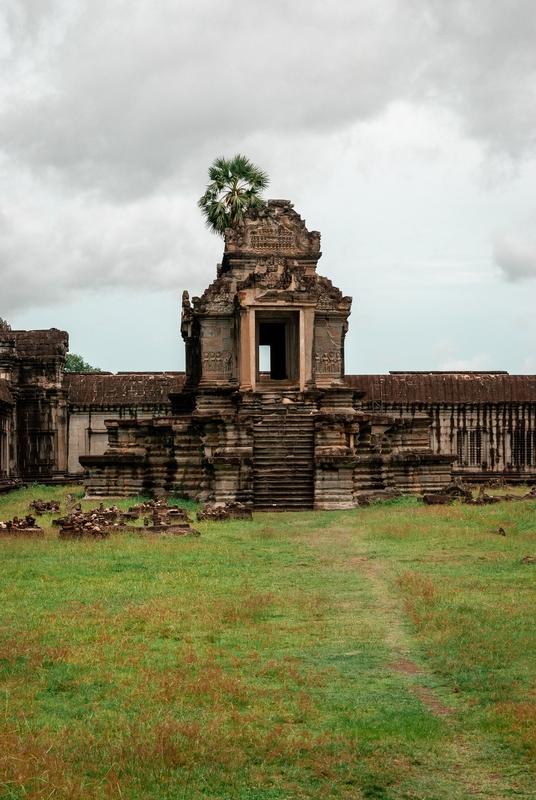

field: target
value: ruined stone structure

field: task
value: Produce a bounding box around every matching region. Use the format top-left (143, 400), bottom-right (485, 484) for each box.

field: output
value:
top-left (2, 200), bottom-right (536, 503)
top-left (79, 200), bottom-right (455, 507)
top-left (0, 320), bottom-right (68, 489)
top-left (348, 372), bottom-right (536, 484)
top-left (0, 314), bottom-right (184, 493)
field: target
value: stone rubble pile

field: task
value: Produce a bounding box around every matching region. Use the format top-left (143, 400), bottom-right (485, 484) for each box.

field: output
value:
top-left (136, 503), bottom-right (200, 536)
top-left (55, 503), bottom-right (139, 539)
top-left (356, 490), bottom-right (402, 506)
top-left (29, 498), bottom-right (61, 514)
top-left (423, 480), bottom-right (536, 506)
top-left (54, 498), bottom-right (201, 539)
top-left (0, 474), bottom-right (22, 494)
top-left (0, 514), bottom-right (43, 537)
top-left (129, 499), bottom-right (172, 514)
top-left (130, 500), bottom-right (193, 525)
top-left (197, 502), bottom-right (253, 522)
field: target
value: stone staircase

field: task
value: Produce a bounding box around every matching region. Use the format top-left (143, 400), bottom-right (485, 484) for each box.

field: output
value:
top-left (252, 402), bottom-right (315, 510)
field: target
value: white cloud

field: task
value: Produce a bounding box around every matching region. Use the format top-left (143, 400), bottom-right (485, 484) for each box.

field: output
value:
top-left (432, 339), bottom-right (491, 371)
top-left (520, 357), bottom-right (536, 373)
top-left (1, 0), bottom-right (536, 325)
top-left (1, 0), bottom-right (536, 197)
top-left (493, 225), bottom-right (536, 280)
top-left (0, 166), bottom-right (218, 311)
top-left (439, 354), bottom-right (492, 371)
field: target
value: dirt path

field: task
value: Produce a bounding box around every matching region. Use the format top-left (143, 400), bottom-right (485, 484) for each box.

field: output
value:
top-left (353, 553), bottom-right (531, 799)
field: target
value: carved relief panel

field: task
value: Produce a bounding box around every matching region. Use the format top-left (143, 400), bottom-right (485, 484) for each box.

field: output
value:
top-left (249, 225), bottom-right (295, 253)
top-left (314, 317), bottom-right (345, 383)
top-left (199, 316), bottom-right (236, 384)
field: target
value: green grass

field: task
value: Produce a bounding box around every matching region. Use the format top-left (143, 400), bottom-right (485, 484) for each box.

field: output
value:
top-left (0, 486), bottom-right (536, 798)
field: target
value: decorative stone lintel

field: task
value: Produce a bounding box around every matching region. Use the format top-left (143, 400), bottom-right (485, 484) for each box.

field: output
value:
top-left (390, 452), bottom-right (457, 465)
top-left (79, 453), bottom-right (146, 466)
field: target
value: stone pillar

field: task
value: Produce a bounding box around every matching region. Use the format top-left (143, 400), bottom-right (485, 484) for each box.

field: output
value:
top-left (238, 309), bottom-right (254, 392)
top-left (313, 389), bottom-right (360, 510)
top-left (303, 307), bottom-right (316, 388)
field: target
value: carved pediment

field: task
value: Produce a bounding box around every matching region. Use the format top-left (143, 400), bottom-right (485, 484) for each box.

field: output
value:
top-left (191, 199), bottom-right (351, 315)
top-left (225, 200), bottom-right (321, 259)
top-left (248, 223), bottom-right (295, 253)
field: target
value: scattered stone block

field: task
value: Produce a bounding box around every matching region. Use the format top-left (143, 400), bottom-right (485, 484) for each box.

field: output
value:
top-left (29, 498), bottom-right (61, 515)
top-left (197, 502), bottom-right (252, 522)
top-left (0, 514), bottom-right (44, 537)
top-left (357, 490), bottom-right (402, 506)
top-left (423, 494), bottom-right (453, 505)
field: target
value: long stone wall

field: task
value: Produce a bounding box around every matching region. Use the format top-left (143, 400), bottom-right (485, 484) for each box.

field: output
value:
top-left (349, 374), bottom-right (536, 483)
top-left (370, 401), bottom-right (536, 481)
top-left (68, 408), bottom-right (172, 476)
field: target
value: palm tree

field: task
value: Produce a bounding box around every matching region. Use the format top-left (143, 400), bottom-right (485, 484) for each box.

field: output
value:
top-left (198, 155), bottom-right (269, 236)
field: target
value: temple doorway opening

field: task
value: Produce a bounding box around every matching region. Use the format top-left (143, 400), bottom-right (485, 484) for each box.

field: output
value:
top-left (256, 312), bottom-right (299, 384)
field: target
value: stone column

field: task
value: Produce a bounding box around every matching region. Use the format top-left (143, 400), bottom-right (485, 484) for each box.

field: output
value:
top-left (299, 309), bottom-right (306, 392)
top-left (238, 308), bottom-right (254, 392)
top-left (249, 309), bottom-right (256, 392)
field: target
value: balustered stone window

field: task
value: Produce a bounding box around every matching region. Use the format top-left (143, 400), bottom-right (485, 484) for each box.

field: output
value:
top-left (456, 429), bottom-right (483, 466)
top-left (510, 430), bottom-right (536, 467)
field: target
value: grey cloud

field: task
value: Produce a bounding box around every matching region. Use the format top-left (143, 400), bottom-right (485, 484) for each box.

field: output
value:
top-left (416, 0), bottom-right (536, 160)
top-left (1, 0), bottom-right (536, 315)
top-left (0, 176), bottom-right (218, 312)
top-left (2, 0), bottom-right (535, 198)
top-left (493, 226), bottom-right (536, 280)
top-left (0, 0), bottom-right (424, 197)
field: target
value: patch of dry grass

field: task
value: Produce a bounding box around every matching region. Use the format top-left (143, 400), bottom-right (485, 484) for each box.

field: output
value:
top-left (1, 488), bottom-right (536, 797)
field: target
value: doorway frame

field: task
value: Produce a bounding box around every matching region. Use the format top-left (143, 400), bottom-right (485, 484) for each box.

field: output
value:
top-left (255, 310), bottom-right (301, 389)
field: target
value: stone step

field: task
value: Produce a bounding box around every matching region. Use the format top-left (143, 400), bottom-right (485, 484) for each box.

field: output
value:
top-left (253, 454), bottom-right (314, 460)
top-left (254, 482), bottom-right (313, 488)
top-left (252, 407), bottom-right (315, 508)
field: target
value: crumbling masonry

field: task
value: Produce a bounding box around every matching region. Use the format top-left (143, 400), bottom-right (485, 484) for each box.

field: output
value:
top-left (2, 200), bottom-right (536, 504)
top-left (79, 199), bottom-right (456, 507)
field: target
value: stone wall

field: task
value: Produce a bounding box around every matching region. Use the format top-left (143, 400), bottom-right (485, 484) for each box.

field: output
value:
top-left (0, 379), bottom-right (15, 488)
top-left (0, 322), bottom-right (69, 482)
top-left (347, 373), bottom-right (536, 482)
top-left (64, 372), bottom-right (185, 476)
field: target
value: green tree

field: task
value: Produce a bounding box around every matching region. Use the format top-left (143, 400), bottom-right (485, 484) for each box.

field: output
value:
top-left (198, 154), bottom-right (269, 236)
top-left (64, 353), bottom-right (102, 372)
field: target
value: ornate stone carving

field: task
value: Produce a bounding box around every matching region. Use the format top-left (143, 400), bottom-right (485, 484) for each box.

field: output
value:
top-left (202, 350), bottom-right (233, 375)
top-left (184, 199), bottom-right (351, 391)
top-left (260, 255), bottom-right (286, 273)
top-left (0, 318), bottom-right (12, 334)
top-left (225, 199), bottom-right (321, 258)
top-left (315, 350), bottom-right (342, 374)
top-left (316, 294), bottom-right (336, 311)
top-left (250, 225), bottom-right (295, 253)
top-left (195, 277), bottom-right (235, 313)
top-left (238, 263), bottom-right (293, 291)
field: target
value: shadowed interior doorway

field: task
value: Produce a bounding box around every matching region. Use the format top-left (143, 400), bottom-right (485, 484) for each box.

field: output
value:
top-left (256, 311), bottom-right (299, 385)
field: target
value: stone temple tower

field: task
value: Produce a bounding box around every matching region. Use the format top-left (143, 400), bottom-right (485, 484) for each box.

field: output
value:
top-left (181, 199), bottom-right (352, 393)
top-left (82, 200), bottom-right (454, 507)
top-left (176, 199), bottom-right (360, 509)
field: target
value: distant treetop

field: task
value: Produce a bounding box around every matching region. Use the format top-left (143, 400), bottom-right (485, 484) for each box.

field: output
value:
top-left (198, 154), bottom-right (269, 236)
top-left (65, 353), bottom-right (102, 372)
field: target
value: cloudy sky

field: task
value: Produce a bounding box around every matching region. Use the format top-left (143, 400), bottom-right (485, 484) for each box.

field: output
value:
top-left (1, 0), bottom-right (535, 374)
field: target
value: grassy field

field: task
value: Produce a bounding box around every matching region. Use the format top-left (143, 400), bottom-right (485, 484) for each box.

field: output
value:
top-left (1, 485), bottom-right (536, 799)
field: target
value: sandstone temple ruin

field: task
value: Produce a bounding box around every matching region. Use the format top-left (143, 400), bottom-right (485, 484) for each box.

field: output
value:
top-left (2, 200), bottom-right (536, 506)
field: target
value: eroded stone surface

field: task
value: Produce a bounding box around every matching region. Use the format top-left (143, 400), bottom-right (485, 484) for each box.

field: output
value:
top-left (81, 201), bottom-right (454, 508)
top-left (3, 203), bottom-right (536, 502)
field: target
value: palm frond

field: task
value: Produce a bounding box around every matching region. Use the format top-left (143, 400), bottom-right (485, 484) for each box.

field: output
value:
top-left (198, 154), bottom-right (270, 235)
